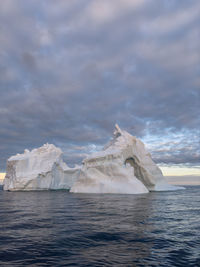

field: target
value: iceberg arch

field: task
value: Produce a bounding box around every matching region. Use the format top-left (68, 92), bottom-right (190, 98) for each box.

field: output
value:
top-left (71, 124), bottom-right (184, 193)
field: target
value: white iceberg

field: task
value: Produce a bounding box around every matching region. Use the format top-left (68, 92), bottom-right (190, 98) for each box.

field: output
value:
top-left (71, 124), bottom-right (183, 193)
top-left (3, 143), bottom-right (80, 191)
top-left (3, 125), bottom-right (183, 193)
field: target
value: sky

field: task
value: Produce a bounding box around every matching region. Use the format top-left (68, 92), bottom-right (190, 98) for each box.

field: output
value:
top-left (0, 0), bottom-right (199, 175)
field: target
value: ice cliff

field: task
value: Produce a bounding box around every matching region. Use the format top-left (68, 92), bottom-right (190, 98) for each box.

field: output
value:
top-left (3, 144), bottom-right (80, 191)
top-left (3, 125), bottom-right (183, 193)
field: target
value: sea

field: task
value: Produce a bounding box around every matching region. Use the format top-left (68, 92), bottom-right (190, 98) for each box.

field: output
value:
top-left (0, 185), bottom-right (199, 267)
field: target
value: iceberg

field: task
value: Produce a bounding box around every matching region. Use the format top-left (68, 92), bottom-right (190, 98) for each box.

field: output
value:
top-left (71, 124), bottom-right (183, 193)
top-left (3, 125), bottom-right (183, 193)
top-left (3, 143), bottom-right (80, 191)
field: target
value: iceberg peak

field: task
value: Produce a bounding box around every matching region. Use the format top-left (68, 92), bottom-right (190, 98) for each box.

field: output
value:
top-left (114, 124), bottom-right (123, 137)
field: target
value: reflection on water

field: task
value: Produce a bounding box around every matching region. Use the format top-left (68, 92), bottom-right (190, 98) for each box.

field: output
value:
top-left (0, 186), bottom-right (200, 266)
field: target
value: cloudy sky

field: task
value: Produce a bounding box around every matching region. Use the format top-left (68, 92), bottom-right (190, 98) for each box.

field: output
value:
top-left (0, 0), bottom-right (199, 174)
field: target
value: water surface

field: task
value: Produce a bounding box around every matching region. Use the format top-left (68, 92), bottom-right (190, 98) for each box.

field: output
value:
top-left (0, 186), bottom-right (199, 266)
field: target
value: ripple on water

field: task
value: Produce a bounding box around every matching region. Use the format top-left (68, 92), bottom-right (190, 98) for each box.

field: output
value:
top-left (0, 186), bottom-right (199, 266)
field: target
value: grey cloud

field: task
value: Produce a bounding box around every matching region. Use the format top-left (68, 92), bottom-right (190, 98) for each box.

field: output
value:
top-left (0, 0), bottom-right (200, 171)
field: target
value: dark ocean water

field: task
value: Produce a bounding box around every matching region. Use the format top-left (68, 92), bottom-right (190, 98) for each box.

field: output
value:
top-left (0, 186), bottom-right (199, 267)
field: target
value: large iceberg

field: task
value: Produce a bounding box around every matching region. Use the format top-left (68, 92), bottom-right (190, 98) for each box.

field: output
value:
top-left (3, 144), bottom-right (80, 191)
top-left (3, 125), bottom-right (183, 193)
top-left (71, 125), bottom-right (182, 193)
